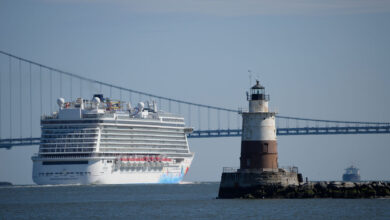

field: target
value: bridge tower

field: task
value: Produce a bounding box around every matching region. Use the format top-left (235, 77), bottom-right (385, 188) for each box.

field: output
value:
top-left (240, 80), bottom-right (278, 171)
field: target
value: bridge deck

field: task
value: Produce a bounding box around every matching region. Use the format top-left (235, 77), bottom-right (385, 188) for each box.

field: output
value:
top-left (1, 125), bottom-right (389, 148)
top-left (188, 125), bottom-right (390, 138)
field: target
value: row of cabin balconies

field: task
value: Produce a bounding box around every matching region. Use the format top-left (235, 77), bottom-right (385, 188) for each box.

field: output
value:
top-left (39, 147), bottom-right (189, 154)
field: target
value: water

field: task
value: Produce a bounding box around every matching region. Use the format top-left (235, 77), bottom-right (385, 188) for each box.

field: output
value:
top-left (0, 182), bottom-right (389, 220)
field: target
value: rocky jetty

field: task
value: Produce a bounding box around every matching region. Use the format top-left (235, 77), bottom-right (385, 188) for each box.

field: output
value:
top-left (0, 182), bottom-right (13, 186)
top-left (218, 181), bottom-right (390, 199)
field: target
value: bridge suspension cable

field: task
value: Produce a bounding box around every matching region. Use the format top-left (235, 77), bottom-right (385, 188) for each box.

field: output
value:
top-left (0, 50), bottom-right (241, 145)
top-left (0, 50), bottom-right (238, 113)
top-left (0, 50), bottom-right (389, 148)
top-left (1, 50), bottom-right (388, 125)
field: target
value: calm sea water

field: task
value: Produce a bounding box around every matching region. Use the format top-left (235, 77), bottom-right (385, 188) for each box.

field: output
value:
top-left (0, 182), bottom-right (389, 220)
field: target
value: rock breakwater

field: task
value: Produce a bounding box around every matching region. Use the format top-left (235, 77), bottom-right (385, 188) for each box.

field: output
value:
top-left (218, 181), bottom-right (390, 199)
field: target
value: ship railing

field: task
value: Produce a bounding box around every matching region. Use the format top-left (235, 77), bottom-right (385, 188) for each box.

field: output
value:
top-left (222, 167), bottom-right (239, 173)
top-left (42, 114), bottom-right (58, 120)
top-left (57, 99), bottom-right (126, 111)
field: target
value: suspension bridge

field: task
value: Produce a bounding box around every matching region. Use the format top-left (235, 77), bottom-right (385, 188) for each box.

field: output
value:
top-left (0, 51), bottom-right (389, 149)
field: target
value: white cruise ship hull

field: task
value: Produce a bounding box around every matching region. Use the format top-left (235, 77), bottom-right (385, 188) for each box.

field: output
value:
top-left (34, 95), bottom-right (194, 185)
top-left (32, 157), bottom-right (193, 185)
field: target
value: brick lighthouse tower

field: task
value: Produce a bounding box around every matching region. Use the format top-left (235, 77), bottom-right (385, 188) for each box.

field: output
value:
top-left (240, 80), bottom-right (278, 171)
top-left (218, 80), bottom-right (300, 198)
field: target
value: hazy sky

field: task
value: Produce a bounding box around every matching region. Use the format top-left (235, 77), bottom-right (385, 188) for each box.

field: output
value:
top-left (0, 0), bottom-right (390, 184)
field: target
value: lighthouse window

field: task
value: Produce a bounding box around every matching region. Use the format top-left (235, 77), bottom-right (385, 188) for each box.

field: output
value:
top-left (263, 143), bottom-right (268, 153)
top-left (246, 159), bottom-right (251, 166)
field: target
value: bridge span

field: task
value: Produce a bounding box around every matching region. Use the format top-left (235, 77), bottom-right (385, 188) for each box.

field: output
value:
top-left (0, 51), bottom-right (389, 149)
top-left (1, 121), bottom-right (389, 149)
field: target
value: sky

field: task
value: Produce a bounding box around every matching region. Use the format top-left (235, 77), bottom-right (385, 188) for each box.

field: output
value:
top-left (0, 0), bottom-right (390, 184)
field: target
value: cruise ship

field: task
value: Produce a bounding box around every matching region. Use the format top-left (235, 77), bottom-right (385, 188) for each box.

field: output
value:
top-left (32, 94), bottom-right (194, 185)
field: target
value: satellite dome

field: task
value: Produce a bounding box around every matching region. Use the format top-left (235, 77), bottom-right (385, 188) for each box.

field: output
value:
top-left (93, 97), bottom-right (101, 104)
top-left (137, 102), bottom-right (145, 110)
top-left (57, 98), bottom-right (65, 108)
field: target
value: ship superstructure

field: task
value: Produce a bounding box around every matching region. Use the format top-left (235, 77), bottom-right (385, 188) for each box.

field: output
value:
top-left (32, 94), bottom-right (194, 185)
top-left (342, 166), bottom-right (361, 182)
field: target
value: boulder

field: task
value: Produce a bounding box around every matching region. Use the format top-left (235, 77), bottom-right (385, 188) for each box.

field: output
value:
top-left (329, 181), bottom-right (343, 189)
top-left (342, 182), bottom-right (355, 188)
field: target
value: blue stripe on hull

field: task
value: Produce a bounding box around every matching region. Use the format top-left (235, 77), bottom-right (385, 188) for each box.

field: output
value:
top-left (158, 173), bottom-right (184, 184)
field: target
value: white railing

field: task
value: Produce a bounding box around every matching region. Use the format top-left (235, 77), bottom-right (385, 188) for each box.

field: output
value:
top-left (222, 167), bottom-right (239, 173)
top-left (222, 166), bottom-right (299, 173)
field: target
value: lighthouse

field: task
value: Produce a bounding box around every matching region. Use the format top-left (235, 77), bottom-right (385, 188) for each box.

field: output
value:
top-left (240, 80), bottom-right (278, 171)
top-left (218, 80), bottom-right (300, 198)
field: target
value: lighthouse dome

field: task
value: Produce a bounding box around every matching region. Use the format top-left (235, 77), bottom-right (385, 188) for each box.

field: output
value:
top-left (249, 80), bottom-right (269, 101)
top-left (251, 80), bottom-right (264, 90)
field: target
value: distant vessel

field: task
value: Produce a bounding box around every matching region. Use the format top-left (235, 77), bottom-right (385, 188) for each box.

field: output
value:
top-left (342, 166), bottom-right (361, 182)
top-left (32, 94), bottom-right (194, 185)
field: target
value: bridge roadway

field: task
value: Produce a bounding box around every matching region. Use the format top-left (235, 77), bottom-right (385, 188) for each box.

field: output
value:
top-left (189, 125), bottom-right (390, 138)
top-left (1, 124), bottom-right (389, 149)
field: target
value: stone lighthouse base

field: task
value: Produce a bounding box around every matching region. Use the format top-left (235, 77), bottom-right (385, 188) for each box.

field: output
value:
top-left (218, 168), bottom-right (301, 199)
